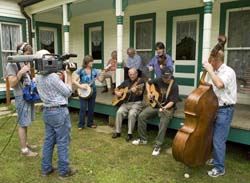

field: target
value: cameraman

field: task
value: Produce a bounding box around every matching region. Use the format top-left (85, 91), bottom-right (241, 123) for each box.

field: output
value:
top-left (6, 42), bottom-right (38, 157)
top-left (35, 50), bottom-right (77, 179)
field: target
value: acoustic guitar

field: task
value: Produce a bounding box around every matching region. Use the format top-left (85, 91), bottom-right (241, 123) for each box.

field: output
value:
top-left (112, 83), bottom-right (144, 106)
top-left (78, 64), bottom-right (112, 99)
top-left (148, 84), bottom-right (161, 108)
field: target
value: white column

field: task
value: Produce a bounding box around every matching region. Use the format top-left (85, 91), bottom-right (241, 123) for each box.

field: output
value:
top-left (202, 0), bottom-right (214, 64)
top-left (115, 0), bottom-right (125, 86)
top-left (63, 3), bottom-right (70, 54)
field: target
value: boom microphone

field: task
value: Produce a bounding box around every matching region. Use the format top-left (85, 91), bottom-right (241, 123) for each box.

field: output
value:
top-left (7, 55), bottom-right (34, 63)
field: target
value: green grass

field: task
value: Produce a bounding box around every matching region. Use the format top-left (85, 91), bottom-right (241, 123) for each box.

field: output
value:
top-left (0, 109), bottom-right (249, 183)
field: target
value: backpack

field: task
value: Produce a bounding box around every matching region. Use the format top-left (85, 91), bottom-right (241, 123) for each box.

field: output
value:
top-left (17, 63), bottom-right (41, 103)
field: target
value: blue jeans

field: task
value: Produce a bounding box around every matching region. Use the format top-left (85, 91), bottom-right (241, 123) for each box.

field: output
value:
top-left (78, 92), bottom-right (96, 128)
top-left (213, 106), bottom-right (234, 171)
top-left (41, 107), bottom-right (71, 176)
top-left (15, 96), bottom-right (35, 127)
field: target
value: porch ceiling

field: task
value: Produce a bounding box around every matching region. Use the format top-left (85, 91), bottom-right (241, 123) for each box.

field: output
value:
top-left (32, 0), bottom-right (155, 17)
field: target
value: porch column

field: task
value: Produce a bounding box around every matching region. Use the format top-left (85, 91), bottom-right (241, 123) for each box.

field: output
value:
top-left (202, 0), bottom-right (214, 64)
top-left (116, 0), bottom-right (124, 86)
top-left (63, 3), bottom-right (70, 53)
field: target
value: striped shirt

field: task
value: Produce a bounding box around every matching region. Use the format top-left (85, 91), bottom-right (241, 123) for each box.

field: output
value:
top-left (36, 73), bottom-right (72, 107)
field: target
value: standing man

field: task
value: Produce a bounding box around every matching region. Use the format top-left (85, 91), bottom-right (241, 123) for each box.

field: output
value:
top-left (112, 68), bottom-right (145, 141)
top-left (204, 49), bottom-right (237, 178)
top-left (124, 48), bottom-right (142, 79)
top-left (36, 50), bottom-right (77, 178)
top-left (6, 42), bottom-right (38, 157)
top-left (132, 67), bottom-right (179, 156)
top-left (147, 42), bottom-right (174, 78)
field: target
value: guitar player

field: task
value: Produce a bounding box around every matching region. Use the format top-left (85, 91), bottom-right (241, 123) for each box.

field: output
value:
top-left (112, 68), bottom-right (146, 142)
top-left (132, 67), bottom-right (179, 156)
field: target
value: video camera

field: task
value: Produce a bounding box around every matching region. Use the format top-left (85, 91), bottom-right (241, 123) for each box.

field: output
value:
top-left (7, 53), bottom-right (77, 75)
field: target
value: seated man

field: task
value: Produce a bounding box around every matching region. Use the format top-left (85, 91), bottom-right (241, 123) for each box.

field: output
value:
top-left (112, 68), bottom-right (145, 141)
top-left (124, 48), bottom-right (142, 80)
top-left (132, 67), bottom-right (179, 156)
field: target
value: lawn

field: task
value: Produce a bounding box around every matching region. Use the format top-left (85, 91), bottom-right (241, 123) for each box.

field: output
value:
top-left (0, 107), bottom-right (249, 183)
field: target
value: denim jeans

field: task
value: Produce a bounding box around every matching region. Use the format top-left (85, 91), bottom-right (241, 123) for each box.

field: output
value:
top-left (213, 106), bottom-right (234, 171)
top-left (41, 106), bottom-right (71, 176)
top-left (15, 96), bottom-right (35, 127)
top-left (137, 106), bottom-right (173, 146)
top-left (78, 92), bottom-right (96, 128)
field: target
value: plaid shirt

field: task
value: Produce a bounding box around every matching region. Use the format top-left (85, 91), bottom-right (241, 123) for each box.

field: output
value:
top-left (36, 73), bottom-right (72, 107)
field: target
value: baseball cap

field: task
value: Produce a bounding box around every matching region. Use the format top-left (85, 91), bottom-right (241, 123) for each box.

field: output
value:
top-left (161, 67), bottom-right (173, 78)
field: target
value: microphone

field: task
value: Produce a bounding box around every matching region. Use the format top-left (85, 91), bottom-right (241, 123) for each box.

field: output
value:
top-left (60, 53), bottom-right (78, 60)
top-left (7, 55), bottom-right (35, 63)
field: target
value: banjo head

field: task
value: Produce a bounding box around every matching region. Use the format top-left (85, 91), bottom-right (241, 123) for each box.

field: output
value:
top-left (78, 85), bottom-right (93, 98)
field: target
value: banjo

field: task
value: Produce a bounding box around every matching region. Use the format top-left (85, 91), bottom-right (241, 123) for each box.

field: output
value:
top-left (78, 64), bottom-right (112, 99)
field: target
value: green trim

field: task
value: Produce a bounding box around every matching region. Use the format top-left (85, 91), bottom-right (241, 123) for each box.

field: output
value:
top-left (175, 78), bottom-right (194, 86)
top-left (220, 1), bottom-right (250, 35)
top-left (0, 90), bottom-right (14, 100)
top-left (175, 65), bottom-right (195, 73)
top-left (204, 1), bottom-right (213, 14)
top-left (166, 7), bottom-right (204, 87)
top-left (63, 25), bottom-right (70, 32)
top-left (130, 13), bottom-right (156, 78)
top-left (84, 21), bottom-right (104, 69)
top-left (35, 21), bottom-right (62, 54)
top-left (0, 16), bottom-right (26, 81)
top-left (117, 63), bottom-right (123, 69)
top-left (67, 3), bottom-right (72, 21)
top-left (32, 32), bottom-right (35, 38)
top-left (117, 16), bottom-right (123, 25)
top-left (228, 128), bottom-right (250, 146)
top-left (112, 0), bottom-right (129, 11)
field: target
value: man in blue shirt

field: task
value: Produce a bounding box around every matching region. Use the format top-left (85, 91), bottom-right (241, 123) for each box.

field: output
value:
top-left (146, 42), bottom-right (174, 78)
top-left (36, 50), bottom-right (77, 179)
top-left (124, 48), bottom-right (142, 79)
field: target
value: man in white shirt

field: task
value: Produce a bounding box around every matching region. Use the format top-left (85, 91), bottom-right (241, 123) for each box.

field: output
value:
top-left (203, 49), bottom-right (237, 178)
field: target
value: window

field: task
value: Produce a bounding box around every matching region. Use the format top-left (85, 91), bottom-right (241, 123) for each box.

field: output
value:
top-left (176, 20), bottom-right (197, 60)
top-left (89, 26), bottom-right (102, 62)
top-left (39, 28), bottom-right (57, 54)
top-left (226, 9), bottom-right (250, 94)
top-left (135, 19), bottom-right (153, 78)
top-left (0, 23), bottom-right (21, 76)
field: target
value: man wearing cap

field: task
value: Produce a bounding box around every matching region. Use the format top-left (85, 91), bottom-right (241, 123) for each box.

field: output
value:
top-left (132, 67), bottom-right (179, 156)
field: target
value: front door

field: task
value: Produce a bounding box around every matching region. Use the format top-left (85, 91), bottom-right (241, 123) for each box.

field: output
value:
top-left (172, 15), bottom-right (199, 95)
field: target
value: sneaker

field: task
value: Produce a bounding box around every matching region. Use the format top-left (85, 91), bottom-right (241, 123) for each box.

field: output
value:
top-left (41, 167), bottom-right (57, 177)
top-left (21, 149), bottom-right (38, 157)
top-left (112, 133), bottom-right (121, 138)
top-left (78, 127), bottom-right (84, 131)
top-left (125, 134), bottom-right (133, 142)
top-left (152, 146), bottom-right (161, 156)
top-left (27, 144), bottom-right (38, 150)
top-left (206, 158), bottom-right (214, 166)
top-left (59, 168), bottom-right (77, 179)
top-left (207, 168), bottom-right (225, 177)
top-left (88, 124), bottom-right (97, 128)
top-left (132, 138), bottom-right (147, 145)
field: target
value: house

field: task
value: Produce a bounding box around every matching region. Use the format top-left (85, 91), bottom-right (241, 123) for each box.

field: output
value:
top-left (0, 0), bottom-right (249, 144)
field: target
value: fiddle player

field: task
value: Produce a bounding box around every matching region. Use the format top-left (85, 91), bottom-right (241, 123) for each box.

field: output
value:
top-left (132, 67), bottom-right (179, 156)
top-left (203, 48), bottom-right (237, 177)
top-left (146, 42), bottom-right (174, 78)
top-left (112, 68), bottom-right (145, 141)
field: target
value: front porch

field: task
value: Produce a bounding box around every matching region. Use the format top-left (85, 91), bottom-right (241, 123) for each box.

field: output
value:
top-left (69, 87), bottom-right (250, 146)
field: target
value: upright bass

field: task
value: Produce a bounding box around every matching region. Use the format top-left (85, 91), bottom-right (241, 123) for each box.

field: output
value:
top-left (172, 35), bottom-right (227, 167)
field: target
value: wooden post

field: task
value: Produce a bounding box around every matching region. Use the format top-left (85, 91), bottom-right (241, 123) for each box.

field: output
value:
top-left (5, 77), bottom-right (10, 105)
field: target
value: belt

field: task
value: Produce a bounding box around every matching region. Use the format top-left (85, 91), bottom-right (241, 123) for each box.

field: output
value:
top-left (44, 104), bottom-right (67, 109)
top-left (219, 104), bottom-right (234, 109)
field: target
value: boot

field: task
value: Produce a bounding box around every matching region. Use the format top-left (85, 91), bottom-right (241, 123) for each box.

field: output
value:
top-left (101, 86), bottom-right (108, 93)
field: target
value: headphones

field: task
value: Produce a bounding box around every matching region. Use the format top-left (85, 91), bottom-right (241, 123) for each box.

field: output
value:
top-left (18, 42), bottom-right (28, 55)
